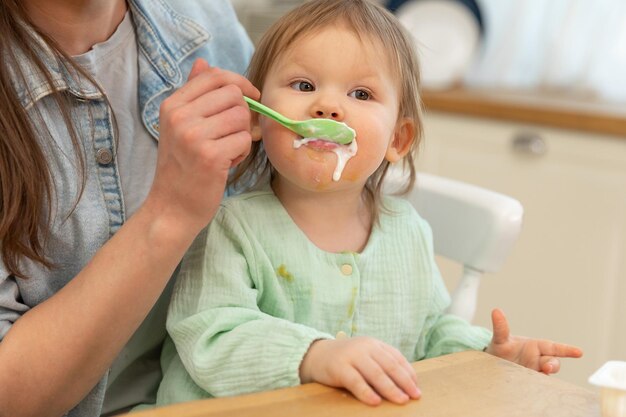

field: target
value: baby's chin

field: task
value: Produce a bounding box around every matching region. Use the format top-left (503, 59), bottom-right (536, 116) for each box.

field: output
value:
top-left (274, 171), bottom-right (336, 192)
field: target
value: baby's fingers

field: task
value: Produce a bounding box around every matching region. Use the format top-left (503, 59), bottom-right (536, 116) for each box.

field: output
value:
top-left (385, 345), bottom-right (420, 389)
top-left (539, 356), bottom-right (561, 374)
top-left (540, 340), bottom-right (583, 359)
top-left (380, 347), bottom-right (421, 399)
top-left (555, 343), bottom-right (583, 358)
top-left (339, 367), bottom-right (381, 406)
top-left (357, 358), bottom-right (412, 405)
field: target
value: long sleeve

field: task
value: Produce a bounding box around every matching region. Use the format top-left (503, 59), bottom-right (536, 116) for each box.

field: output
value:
top-left (412, 216), bottom-right (492, 360)
top-left (162, 206), bottom-right (332, 401)
top-left (418, 273), bottom-right (492, 359)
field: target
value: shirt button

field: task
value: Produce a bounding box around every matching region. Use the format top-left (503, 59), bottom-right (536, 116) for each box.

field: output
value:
top-left (340, 264), bottom-right (353, 276)
top-left (335, 331), bottom-right (348, 340)
top-left (96, 148), bottom-right (113, 165)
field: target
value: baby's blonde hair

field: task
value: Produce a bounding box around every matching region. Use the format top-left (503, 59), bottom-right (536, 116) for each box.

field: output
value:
top-left (231, 0), bottom-right (423, 222)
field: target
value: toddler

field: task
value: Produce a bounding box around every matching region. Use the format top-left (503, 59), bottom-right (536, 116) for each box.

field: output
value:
top-left (156, 0), bottom-right (581, 407)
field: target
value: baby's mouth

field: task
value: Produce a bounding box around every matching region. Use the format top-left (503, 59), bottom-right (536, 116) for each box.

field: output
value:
top-left (295, 136), bottom-right (339, 151)
top-left (305, 139), bottom-right (339, 151)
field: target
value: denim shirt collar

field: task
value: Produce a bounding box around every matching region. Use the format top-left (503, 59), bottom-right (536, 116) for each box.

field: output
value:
top-left (9, 31), bottom-right (102, 109)
top-left (13, 0), bottom-right (210, 110)
top-left (128, 0), bottom-right (210, 86)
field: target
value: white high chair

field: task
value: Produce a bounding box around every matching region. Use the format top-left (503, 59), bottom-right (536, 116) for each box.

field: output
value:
top-left (385, 171), bottom-right (524, 322)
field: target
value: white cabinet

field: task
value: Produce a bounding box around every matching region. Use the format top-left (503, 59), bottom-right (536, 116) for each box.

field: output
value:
top-left (419, 111), bottom-right (626, 388)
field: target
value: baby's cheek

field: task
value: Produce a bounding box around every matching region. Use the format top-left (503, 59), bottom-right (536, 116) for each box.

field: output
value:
top-left (338, 171), bottom-right (361, 183)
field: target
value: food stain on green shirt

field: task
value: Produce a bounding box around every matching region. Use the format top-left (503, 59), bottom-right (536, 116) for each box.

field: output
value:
top-left (276, 264), bottom-right (295, 282)
top-left (347, 286), bottom-right (358, 317)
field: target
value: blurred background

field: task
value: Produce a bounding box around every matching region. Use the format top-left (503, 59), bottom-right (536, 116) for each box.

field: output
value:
top-left (231, 0), bottom-right (626, 390)
top-left (233, 0), bottom-right (626, 103)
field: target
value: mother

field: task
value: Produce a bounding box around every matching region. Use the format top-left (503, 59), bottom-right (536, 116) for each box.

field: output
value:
top-left (0, 1), bottom-right (258, 416)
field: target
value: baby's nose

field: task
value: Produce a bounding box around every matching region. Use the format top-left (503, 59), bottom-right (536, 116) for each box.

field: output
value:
top-left (314, 109), bottom-right (340, 119)
top-left (310, 97), bottom-right (344, 120)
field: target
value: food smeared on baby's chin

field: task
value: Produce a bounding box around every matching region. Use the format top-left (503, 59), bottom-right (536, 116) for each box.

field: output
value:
top-left (296, 138), bottom-right (338, 162)
top-left (304, 147), bottom-right (330, 162)
top-left (293, 136), bottom-right (358, 182)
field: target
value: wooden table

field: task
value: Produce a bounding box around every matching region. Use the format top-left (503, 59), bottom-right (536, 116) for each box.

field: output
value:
top-left (132, 351), bottom-right (600, 417)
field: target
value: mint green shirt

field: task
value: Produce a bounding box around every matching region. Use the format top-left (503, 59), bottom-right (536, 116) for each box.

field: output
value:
top-left (155, 190), bottom-right (491, 405)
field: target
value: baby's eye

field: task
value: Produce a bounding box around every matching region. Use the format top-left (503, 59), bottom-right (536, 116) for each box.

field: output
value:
top-left (290, 81), bottom-right (315, 92)
top-left (349, 89), bottom-right (371, 100)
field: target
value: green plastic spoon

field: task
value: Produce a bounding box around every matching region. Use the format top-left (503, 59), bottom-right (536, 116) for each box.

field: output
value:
top-left (244, 96), bottom-right (355, 145)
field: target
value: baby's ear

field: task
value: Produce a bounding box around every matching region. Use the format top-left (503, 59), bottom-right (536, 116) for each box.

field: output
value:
top-left (250, 112), bottom-right (262, 141)
top-left (385, 117), bottom-right (415, 162)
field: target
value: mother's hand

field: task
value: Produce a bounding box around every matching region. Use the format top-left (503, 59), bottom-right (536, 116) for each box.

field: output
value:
top-left (146, 58), bottom-right (260, 232)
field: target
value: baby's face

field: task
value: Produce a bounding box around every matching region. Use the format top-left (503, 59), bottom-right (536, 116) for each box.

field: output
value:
top-left (258, 26), bottom-right (404, 194)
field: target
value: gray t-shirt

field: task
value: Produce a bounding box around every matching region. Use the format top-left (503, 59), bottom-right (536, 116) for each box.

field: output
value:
top-left (73, 12), bottom-right (171, 415)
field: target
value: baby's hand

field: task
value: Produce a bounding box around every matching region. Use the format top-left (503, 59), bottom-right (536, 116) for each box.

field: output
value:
top-left (299, 336), bottom-right (421, 406)
top-left (485, 308), bottom-right (583, 374)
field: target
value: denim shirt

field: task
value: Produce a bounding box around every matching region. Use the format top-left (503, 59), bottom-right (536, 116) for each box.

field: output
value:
top-left (0, 1), bottom-right (253, 416)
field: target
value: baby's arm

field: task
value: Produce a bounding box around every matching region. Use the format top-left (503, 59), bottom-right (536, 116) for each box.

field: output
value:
top-left (410, 212), bottom-right (493, 359)
top-left (485, 308), bottom-right (583, 374)
top-left (415, 251), bottom-right (493, 359)
top-left (163, 210), bottom-right (333, 399)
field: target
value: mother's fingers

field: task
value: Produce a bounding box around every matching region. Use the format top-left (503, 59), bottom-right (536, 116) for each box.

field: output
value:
top-left (190, 103), bottom-right (251, 141)
top-left (187, 58), bottom-right (212, 80)
top-left (209, 131), bottom-right (253, 167)
top-left (161, 92), bottom-right (251, 151)
top-left (190, 84), bottom-right (248, 118)
top-left (174, 67), bottom-right (259, 104)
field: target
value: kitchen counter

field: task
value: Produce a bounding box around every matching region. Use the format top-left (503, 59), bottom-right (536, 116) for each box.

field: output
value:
top-left (421, 88), bottom-right (626, 138)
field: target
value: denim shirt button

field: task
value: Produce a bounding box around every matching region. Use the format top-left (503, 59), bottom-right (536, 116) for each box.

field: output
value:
top-left (96, 148), bottom-right (114, 165)
top-left (160, 59), bottom-right (174, 77)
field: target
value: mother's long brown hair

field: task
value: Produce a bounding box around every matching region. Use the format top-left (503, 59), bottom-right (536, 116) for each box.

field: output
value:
top-left (0, 0), bottom-right (89, 278)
